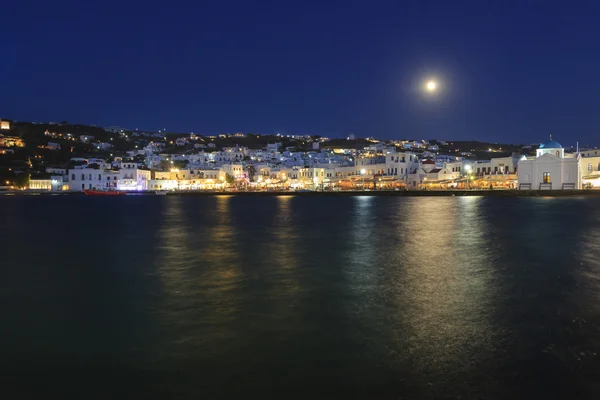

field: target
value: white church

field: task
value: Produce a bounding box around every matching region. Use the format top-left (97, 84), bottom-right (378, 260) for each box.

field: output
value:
top-left (518, 136), bottom-right (581, 190)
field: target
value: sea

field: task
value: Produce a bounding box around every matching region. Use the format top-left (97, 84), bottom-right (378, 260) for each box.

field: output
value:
top-left (1, 195), bottom-right (600, 399)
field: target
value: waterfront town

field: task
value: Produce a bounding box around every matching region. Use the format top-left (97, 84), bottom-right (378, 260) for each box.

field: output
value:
top-left (1, 118), bottom-right (600, 193)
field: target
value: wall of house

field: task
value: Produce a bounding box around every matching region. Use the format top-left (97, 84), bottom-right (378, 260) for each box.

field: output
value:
top-left (580, 156), bottom-right (600, 174)
top-left (518, 155), bottom-right (579, 190)
top-left (68, 168), bottom-right (119, 191)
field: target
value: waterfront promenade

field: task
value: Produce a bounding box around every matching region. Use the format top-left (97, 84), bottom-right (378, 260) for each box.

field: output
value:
top-left (4, 189), bottom-right (600, 197)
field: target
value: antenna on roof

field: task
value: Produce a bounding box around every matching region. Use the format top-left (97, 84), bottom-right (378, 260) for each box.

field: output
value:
top-left (549, 134), bottom-right (553, 140)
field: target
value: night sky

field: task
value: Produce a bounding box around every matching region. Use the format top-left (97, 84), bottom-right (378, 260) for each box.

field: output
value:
top-left (3, 0), bottom-right (600, 145)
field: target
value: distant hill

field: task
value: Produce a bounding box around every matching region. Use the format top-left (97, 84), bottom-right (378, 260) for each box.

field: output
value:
top-left (8, 122), bottom-right (109, 148)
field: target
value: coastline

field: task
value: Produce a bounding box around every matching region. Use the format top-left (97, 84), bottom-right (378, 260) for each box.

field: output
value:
top-left (4, 190), bottom-right (600, 197)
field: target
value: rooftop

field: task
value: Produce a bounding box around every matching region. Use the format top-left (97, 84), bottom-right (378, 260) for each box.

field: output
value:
top-left (539, 136), bottom-right (562, 149)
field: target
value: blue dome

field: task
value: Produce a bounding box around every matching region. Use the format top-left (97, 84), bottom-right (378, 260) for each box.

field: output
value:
top-left (539, 139), bottom-right (562, 149)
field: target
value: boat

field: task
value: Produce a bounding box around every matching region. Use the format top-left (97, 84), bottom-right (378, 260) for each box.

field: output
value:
top-left (83, 189), bottom-right (127, 196)
top-left (155, 190), bottom-right (169, 196)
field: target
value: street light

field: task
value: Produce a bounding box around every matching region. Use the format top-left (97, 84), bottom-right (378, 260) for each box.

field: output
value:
top-left (360, 169), bottom-right (366, 191)
top-left (465, 165), bottom-right (472, 189)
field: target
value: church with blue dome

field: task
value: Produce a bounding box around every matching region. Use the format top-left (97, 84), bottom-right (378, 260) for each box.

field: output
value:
top-left (518, 136), bottom-right (581, 190)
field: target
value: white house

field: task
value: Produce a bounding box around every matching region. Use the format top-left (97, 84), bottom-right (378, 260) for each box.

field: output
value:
top-left (68, 168), bottom-right (120, 191)
top-left (46, 167), bottom-right (67, 175)
top-left (117, 165), bottom-right (151, 191)
top-left (67, 165), bottom-right (150, 191)
top-left (96, 142), bottom-right (113, 151)
top-left (518, 137), bottom-right (580, 190)
top-left (298, 167), bottom-right (325, 188)
top-left (266, 143), bottom-right (282, 152)
top-left (578, 155), bottom-right (600, 188)
top-left (385, 151), bottom-right (419, 180)
top-left (407, 159), bottom-right (463, 189)
top-left (580, 149), bottom-right (600, 158)
top-left (29, 176), bottom-right (66, 191)
top-left (80, 135), bottom-right (94, 142)
top-left (221, 164), bottom-right (245, 179)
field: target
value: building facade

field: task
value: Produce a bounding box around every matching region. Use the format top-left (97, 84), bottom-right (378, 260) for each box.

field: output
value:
top-left (518, 137), bottom-right (580, 190)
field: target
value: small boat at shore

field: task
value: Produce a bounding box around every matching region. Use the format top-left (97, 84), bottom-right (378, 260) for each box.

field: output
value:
top-left (83, 189), bottom-right (127, 196)
top-left (155, 190), bottom-right (169, 195)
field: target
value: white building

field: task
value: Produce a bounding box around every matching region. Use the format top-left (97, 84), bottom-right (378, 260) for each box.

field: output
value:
top-left (96, 142), bottom-right (113, 151)
top-left (518, 137), bottom-right (580, 190)
top-left (578, 155), bottom-right (600, 188)
top-left (105, 126), bottom-right (123, 133)
top-left (46, 167), bottom-right (67, 175)
top-left (175, 137), bottom-right (189, 146)
top-left (221, 164), bottom-right (245, 179)
top-left (385, 151), bottom-right (418, 180)
top-left (117, 164), bottom-right (151, 191)
top-left (580, 149), bottom-right (600, 158)
top-left (266, 143), bottom-right (282, 152)
top-left (67, 165), bottom-right (150, 191)
top-left (406, 159), bottom-right (463, 189)
top-left (298, 167), bottom-right (325, 188)
top-left (29, 176), bottom-right (66, 191)
top-left (68, 168), bottom-right (120, 191)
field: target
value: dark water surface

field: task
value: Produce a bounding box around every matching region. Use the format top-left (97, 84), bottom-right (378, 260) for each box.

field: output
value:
top-left (2, 196), bottom-right (600, 399)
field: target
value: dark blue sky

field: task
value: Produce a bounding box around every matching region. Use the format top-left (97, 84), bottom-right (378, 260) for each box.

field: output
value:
top-left (3, 0), bottom-right (600, 144)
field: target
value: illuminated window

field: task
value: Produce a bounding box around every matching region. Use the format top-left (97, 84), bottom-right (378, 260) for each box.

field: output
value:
top-left (543, 172), bottom-right (551, 183)
top-left (588, 164), bottom-right (593, 171)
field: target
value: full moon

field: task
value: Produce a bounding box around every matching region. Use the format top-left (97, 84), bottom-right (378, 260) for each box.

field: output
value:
top-left (426, 80), bottom-right (437, 92)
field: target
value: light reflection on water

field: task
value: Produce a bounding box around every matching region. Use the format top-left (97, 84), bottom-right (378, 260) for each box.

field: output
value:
top-left (2, 196), bottom-right (600, 398)
top-left (399, 198), bottom-right (496, 374)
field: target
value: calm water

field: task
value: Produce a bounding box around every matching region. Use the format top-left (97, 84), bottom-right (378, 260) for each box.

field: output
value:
top-left (2, 195), bottom-right (600, 399)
